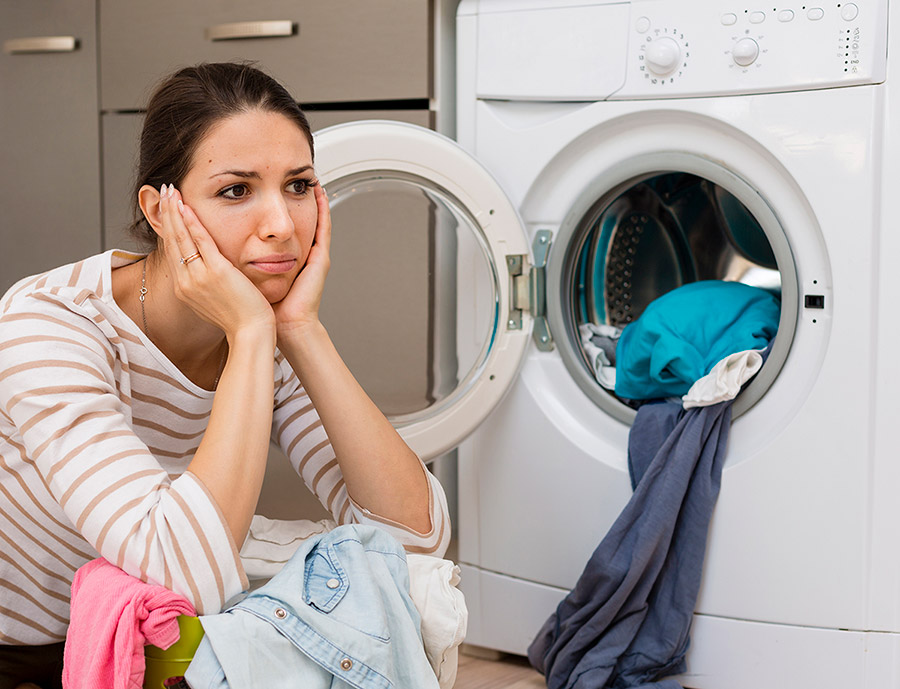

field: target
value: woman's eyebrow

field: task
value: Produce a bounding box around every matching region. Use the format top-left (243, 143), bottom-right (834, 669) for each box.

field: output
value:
top-left (210, 169), bottom-right (260, 180)
top-left (209, 165), bottom-right (313, 180)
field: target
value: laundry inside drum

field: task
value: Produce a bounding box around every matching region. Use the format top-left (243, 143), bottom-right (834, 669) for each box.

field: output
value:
top-left (571, 172), bottom-right (782, 406)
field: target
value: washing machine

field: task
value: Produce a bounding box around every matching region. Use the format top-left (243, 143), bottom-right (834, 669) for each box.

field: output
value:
top-left (313, 1), bottom-right (900, 686)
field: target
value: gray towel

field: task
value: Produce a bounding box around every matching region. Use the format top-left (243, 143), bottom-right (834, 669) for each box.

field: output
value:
top-left (527, 400), bottom-right (732, 689)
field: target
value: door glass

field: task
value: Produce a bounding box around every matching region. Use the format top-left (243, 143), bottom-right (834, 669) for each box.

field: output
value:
top-left (321, 172), bottom-right (498, 424)
top-left (555, 169), bottom-right (792, 420)
top-left (574, 173), bottom-right (780, 329)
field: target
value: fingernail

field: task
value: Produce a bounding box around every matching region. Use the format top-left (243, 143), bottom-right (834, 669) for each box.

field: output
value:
top-left (177, 199), bottom-right (184, 214)
top-left (167, 184), bottom-right (175, 197)
top-left (160, 184), bottom-right (167, 198)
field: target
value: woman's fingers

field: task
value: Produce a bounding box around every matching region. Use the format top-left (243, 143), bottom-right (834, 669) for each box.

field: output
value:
top-left (159, 184), bottom-right (200, 267)
top-left (176, 197), bottom-right (230, 271)
top-left (312, 183), bottom-right (332, 257)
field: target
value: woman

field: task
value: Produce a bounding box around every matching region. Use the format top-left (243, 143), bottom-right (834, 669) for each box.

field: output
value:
top-left (0, 62), bottom-right (449, 688)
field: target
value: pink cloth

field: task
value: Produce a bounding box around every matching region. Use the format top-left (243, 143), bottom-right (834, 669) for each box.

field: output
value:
top-left (63, 558), bottom-right (196, 689)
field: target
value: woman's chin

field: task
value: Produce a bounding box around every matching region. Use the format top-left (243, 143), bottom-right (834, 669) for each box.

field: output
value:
top-left (255, 277), bottom-right (293, 304)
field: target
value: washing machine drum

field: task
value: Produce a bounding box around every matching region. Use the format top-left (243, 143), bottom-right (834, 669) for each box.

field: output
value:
top-left (563, 171), bottom-right (789, 419)
top-left (575, 173), bottom-right (779, 329)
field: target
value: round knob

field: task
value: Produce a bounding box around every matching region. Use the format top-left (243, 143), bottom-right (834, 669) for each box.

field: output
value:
top-left (645, 37), bottom-right (681, 76)
top-left (732, 38), bottom-right (760, 67)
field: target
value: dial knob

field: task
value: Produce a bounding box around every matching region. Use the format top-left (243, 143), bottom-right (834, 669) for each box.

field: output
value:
top-left (732, 38), bottom-right (760, 67)
top-left (645, 37), bottom-right (681, 76)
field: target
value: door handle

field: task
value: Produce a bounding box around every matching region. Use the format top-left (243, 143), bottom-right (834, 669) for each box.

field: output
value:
top-left (3, 36), bottom-right (78, 54)
top-left (205, 21), bottom-right (295, 42)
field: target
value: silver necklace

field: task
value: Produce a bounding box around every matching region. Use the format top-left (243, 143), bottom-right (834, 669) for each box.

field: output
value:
top-left (139, 258), bottom-right (227, 389)
top-left (140, 258), bottom-right (149, 334)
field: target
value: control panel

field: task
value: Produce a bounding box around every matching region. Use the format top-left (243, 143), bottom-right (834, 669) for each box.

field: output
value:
top-left (616, 0), bottom-right (887, 99)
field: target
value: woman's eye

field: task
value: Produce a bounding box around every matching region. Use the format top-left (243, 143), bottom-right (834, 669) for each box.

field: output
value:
top-left (220, 184), bottom-right (249, 200)
top-left (288, 179), bottom-right (313, 195)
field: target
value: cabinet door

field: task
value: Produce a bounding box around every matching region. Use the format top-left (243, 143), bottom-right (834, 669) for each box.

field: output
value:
top-left (101, 113), bottom-right (145, 253)
top-left (0, 0), bottom-right (101, 293)
top-left (100, 0), bottom-right (431, 111)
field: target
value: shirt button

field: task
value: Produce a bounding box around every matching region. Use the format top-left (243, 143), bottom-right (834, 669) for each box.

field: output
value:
top-left (326, 578), bottom-right (340, 589)
top-left (340, 658), bottom-right (353, 670)
top-left (274, 608), bottom-right (287, 619)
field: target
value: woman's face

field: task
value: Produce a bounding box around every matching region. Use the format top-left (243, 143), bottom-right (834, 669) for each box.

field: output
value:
top-left (178, 109), bottom-right (317, 304)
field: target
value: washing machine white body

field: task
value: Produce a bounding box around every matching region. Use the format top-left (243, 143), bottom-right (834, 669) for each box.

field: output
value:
top-left (449, 1), bottom-right (900, 687)
top-left (311, 1), bottom-right (899, 684)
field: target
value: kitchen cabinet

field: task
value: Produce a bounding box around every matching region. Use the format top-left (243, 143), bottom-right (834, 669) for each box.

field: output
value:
top-left (0, 0), bottom-right (101, 293)
top-left (99, 0), bottom-right (431, 111)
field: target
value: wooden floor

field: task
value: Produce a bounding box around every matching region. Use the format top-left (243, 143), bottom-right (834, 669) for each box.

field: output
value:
top-left (453, 648), bottom-right (545, 688)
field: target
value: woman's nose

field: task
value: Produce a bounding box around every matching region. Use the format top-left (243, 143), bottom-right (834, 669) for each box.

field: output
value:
top-left (257, 194), bottom-right (294, 240)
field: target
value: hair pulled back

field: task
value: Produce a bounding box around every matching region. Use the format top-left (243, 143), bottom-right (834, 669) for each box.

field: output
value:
top-left (129, 62), bottom-right (314, 246)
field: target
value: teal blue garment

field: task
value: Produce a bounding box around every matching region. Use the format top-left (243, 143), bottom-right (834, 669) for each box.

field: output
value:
top-left (614, 281), bottom-right (780, 400)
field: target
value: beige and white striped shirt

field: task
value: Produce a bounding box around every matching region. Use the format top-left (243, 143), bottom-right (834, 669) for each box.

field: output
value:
top-left (0, 250), bottom-right (449, 646)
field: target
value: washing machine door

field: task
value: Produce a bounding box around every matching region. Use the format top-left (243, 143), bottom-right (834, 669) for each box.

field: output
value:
top-left (313, 120), bottom-right (533, 461)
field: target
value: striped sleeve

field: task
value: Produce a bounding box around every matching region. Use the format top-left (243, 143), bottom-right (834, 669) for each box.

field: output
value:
top-left (0, 300), bottom-right (247, 614)
top-left (272, 358), bottom-right (450, 557)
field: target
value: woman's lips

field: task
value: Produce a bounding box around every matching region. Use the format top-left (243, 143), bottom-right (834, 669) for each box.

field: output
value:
top-left (250, 256), bottom-right (297, 274)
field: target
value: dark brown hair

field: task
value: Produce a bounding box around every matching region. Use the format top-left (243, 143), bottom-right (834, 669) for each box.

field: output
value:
top-left (129, 62), bottom-right (314, 246)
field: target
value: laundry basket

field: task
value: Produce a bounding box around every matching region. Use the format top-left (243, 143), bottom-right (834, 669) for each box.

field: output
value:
top-left (144, 615), bottom-right (204, 689)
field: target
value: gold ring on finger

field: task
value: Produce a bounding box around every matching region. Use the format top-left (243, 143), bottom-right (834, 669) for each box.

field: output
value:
top-left (180, 252), bottom-right (202, 265)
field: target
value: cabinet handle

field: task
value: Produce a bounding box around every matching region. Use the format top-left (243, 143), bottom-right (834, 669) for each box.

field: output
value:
top-left (3, 36), bottom-right (79, 54)
top-left (205, 20), bottom-right (295, 42)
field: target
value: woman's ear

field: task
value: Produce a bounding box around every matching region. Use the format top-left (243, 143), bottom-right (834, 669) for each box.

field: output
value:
top-left (138, 184), bottom-right (164, 235)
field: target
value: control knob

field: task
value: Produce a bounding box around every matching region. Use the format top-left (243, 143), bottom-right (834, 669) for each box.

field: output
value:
top-left (644, 37), bottom-right (681, 76)
top-left (732, 37), bottom-right (760, 67)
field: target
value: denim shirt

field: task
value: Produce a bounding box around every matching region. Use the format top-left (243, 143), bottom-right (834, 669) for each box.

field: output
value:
top-left (185, 524), bottom-right (440, 689)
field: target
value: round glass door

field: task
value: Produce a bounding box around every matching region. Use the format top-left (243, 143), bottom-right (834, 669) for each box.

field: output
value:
top-left (313, 121), bottom-right (532, 460)
top-left (321, 171), bottom-right (496, 422)
top-left (545, 154), bottom-right (798, 424)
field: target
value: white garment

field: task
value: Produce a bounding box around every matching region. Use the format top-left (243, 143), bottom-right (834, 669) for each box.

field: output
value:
top-left (238, 515), bottom-right (467, 689)
top-left (682, 349), bottom-right (763, 409)
top-left (240, 515), bottom-right (337, 579)
top-left (579, 323), bottom-right (622, 390)
top-left (407, 554), bottom-right (468, 689)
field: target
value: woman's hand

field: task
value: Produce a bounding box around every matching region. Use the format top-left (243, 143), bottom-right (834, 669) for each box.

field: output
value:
top-left (158, 184), bottom-right (276, 339)
top-left (272, 182), bottom-right (332, 339)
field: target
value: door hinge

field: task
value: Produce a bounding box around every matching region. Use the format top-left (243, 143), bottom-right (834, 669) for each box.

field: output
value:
top-left (506, 230), bottom-right (553, 351)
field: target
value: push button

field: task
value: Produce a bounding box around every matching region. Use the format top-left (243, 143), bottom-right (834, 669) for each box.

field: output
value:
top-left (340, 658), bottom-right (353, 671)
top-left (777, 9), bottom-right (794, 22)
top-left (326, 578), bottom-right (340, 589)
top-left (749, 11), bottom-right (765, 23)
top-left (807, 7), bottom-right (825, 20)
top-left (274, 607), bottom-right (287, 619)
top-left (721, 13), bottom-right (737, 26)
top-left (636, 16), bottom-right (651, 33)
top-left (841, 3), bottom-right (859, 21)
